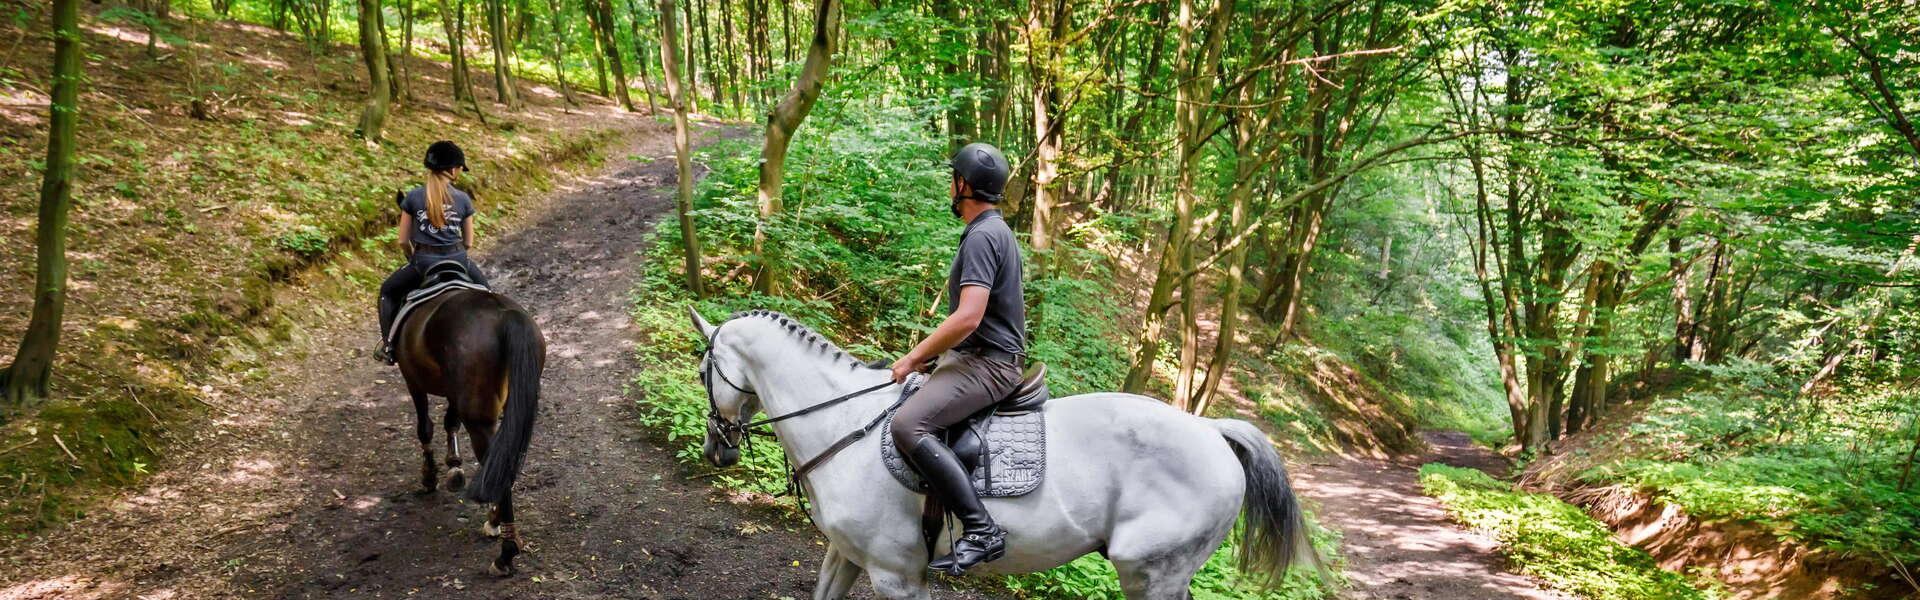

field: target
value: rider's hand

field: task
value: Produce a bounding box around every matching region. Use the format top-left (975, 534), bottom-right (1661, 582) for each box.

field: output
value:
top-left (889, 353), bottom-right (925, 384)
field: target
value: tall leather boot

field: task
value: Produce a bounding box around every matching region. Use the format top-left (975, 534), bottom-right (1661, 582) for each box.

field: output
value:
top-left (374, 296), bottom-right (398, 365)
top-left (908, 436), bottom-right (1005, 575)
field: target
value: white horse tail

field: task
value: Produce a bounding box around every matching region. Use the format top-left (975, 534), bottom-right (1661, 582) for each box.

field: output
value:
top-left (1212, 418), bottom-right (1325, 587)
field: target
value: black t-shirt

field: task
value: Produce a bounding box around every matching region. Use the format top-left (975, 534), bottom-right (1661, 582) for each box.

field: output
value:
top-left (946, 209), bottom-right (1026, 357)
top-left (397, 185), bottom-right (475, 249)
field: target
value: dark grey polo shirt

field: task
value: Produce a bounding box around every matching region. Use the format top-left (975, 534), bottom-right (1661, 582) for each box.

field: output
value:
top-left (946, 209), bottom-right (1026, 357)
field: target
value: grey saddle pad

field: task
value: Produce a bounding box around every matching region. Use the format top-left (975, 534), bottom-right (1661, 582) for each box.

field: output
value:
top-left (879, 409), bottom-right (1046, 498)
top-left (384, 280), bottom-right (491, 345)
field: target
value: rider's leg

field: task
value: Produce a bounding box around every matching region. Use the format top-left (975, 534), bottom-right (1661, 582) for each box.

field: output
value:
top-left (454, 254), bottom-right (489, 286)
top-left (887, 352), bottom-right (1021, 574)
top-left (375, 262), bottom-right (423, 363)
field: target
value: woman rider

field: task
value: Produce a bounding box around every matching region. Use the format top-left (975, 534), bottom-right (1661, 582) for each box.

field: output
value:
top-left (374, 141), bottom-right (489, 364)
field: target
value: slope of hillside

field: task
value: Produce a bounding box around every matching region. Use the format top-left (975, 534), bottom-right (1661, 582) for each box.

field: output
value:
top-left (0, 7), bottom-right (640, 534)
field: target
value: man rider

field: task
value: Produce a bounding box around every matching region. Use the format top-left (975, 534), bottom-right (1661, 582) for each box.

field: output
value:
top-left (888, 142), bottom-right (1025, 576)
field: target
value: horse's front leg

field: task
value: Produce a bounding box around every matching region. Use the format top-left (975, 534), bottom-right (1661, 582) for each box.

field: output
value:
top-left (813, 542), bottom-right (864, 600)
top-left (409, 388), bottom-right (436, 492)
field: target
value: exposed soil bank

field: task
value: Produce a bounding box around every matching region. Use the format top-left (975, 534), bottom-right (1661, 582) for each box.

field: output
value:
top-left (1553, 484), bottom-right (1911, 600)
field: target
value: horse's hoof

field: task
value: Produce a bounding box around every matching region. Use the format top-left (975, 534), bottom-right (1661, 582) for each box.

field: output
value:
top-left (480, 520), bottom-right (502, 538)
top-left (444, 468), bottom-right (466, 490)
top-left (488, 557), bottom-right (516, 577)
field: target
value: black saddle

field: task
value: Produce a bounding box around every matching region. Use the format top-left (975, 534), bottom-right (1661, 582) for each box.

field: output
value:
top-left (420, 260), bottom-right (476, 287)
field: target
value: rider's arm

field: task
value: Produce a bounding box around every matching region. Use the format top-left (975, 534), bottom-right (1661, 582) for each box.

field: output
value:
top-left (398, 212), bottom-right (415, 258)
top-left (890, 285), bottom-right (989, 383)
top-left (463, 216), bottom-right (476, 250)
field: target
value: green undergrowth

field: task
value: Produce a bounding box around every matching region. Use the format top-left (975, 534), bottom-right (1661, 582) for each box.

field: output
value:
top-left (0, 6), bottom-right (631, 536)
top-left (1566, 361), bottom-right (1920, 578)
top-left (628, 95), bottom-right (1340, 598)
top-left (1418, 464), bottom-right (1721, 600)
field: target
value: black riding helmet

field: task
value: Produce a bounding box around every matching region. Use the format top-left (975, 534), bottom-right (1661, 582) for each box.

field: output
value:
top-left (949, 143), bottom-right (1009, 202)
top-left (424, 140), bottom-right (469, 172)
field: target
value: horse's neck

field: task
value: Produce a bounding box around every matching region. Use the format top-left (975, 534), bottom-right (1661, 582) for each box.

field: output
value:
top-left (736, 332), bottom-right (894, 467)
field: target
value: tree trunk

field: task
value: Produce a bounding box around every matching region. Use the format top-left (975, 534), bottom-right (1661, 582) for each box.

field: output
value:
top-left (720, 0), bottom-right (741, 111)
top-left (750, 0), bottom-right (839, 295)
top-left (399, 0), bottom-right (416, 102)
top-left (3, 0), bottom-right (82, 405)
top-left (485, 0), bottom-right (521, 108)
top-left (682, 0), bottom-right (701, 114)
top-left (545, 0), bottom-right (577, 106)
top-left (1671, 234), bottom-right (1696, 363)
top-left (696, 0), bottom-right (719, 109)
top-left (589, 0), bottom-right (634, 110)
top-left (441, 0), bottom-right (477, 106)
top-left (590, 12), bottom-right (610, 96)
top-left (1023, 0), bottom-right (1065, 253)
top-left (1123, 0), bottom-right (1229, 394)
top-left (659, 0), bottom-right (707, 297)
top-left (624, 0), bottom-right (659, 112)
top-left (356, 0), bottom-right (393, 141)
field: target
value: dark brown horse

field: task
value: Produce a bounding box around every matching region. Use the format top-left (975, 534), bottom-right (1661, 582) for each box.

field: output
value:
top-left (394, 288), bottom-right (545, 576)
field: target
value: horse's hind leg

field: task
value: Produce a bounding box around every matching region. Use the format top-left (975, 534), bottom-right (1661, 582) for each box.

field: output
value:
top-left (812, 542), bottom-right (864, 600)
top-left (487, 488), bottom-right (522, 576)
top-left (1114, 558), bottom-right (1199, 600)
top-left (466, 418), bottom-right (503, 537)
top-left (442, 403), bottom-right (465, 490)
top-left (410, 388), bottom-right (437, 492)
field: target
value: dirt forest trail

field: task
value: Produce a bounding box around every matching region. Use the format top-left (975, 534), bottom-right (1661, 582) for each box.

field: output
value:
top-left (0, 124), bottom-right (998, 600)
top-left (0, 120), bottom-right (1562, 600)
top-left (1294, 431), bottom-right (1572, 600)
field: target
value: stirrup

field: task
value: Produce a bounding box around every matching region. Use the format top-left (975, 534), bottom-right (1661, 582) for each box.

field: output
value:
top-left (929, 526), bottom-right (1006, 575)
top-left (374, 344), bottom-right (396, 365)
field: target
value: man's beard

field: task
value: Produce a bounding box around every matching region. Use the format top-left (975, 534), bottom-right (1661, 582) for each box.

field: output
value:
top-left (950, 196), bottom-right (963, 219)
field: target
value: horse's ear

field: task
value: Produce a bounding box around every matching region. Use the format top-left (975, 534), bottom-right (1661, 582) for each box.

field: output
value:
top-left (687, 305), bottom-right (718, 340)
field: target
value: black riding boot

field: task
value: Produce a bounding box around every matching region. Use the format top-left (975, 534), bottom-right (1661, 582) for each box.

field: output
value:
top-left (909, 436), bottom-right (1006, 575)
top-left (374, 296), bottom-right (398, 365)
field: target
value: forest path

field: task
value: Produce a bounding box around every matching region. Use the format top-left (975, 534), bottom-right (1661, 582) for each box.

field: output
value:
top-left (1293, 431), bottom-right (1573, 600)
top-left (0, 125), bottom-right (1000, 600)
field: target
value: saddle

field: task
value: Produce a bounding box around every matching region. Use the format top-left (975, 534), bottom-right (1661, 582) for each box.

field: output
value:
top-left (384, 260), bottom-right (490, 345)
top-left (880, 363), bottom-right (1051, 563)
top-left (879, 362), bottom-right (1052, 497)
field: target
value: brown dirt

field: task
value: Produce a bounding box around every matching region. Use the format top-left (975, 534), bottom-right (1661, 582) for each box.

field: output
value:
top-left (1292, 431), bottom-right (1573, 600)
top-left (1559, 484), bottom-right (1909, 600)
top-left (0, 126), bottom-right (1004, 599)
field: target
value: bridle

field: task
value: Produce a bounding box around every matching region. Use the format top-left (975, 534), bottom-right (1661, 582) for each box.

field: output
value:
top-left (699, 324), bottom-right (902, 502)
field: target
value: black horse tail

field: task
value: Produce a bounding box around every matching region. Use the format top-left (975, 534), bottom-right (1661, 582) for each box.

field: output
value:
top-left (1213, 418), bottom-right (1326, 589)
top-left (466, 312), bottom-right (542, 503)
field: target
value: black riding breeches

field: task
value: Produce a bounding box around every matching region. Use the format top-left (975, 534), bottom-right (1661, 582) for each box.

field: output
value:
top-left (377, 251), bottom-right (488, 339)
top-left (889, 350), bottom-right (1022, 451)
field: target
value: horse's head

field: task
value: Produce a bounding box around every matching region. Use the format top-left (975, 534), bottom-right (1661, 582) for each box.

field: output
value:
top-left (690, 307), bottom-right (757, 467)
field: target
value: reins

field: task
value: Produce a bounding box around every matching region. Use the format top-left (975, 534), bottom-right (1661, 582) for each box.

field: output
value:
top-left (701, 323), bottom-right (901, 506)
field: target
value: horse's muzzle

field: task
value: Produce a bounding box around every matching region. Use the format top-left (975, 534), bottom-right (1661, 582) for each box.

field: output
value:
top-left (703, 435), bottom-right (741, 467)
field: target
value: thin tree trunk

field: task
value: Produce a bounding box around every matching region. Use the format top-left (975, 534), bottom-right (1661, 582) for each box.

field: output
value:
top-left (659, 0), bottom-right (707, 297)
top-left (697, 0), bottom-right (719, 109)
top-left (545, 0), bottom-right (577, 106)
top-left (485, 0), bottom-right (521, 108)
top-left (356, 0), bottom-right (393, 141)
top-left (589, 0), bottom-right (634, 110)
top-left (625, 0), bottom-right (659, 112)
top-left (3, 0), bottom-right (81, 405)
top-left (750, 0), bottom-right (838, 295)
top-left (721, 0), bottom-right (741, 111)
top-left (441, 0), bottom-right (477, 106)
top-left (399, 0), bottom-right (416, 102)
top-left (683, 0), bottom-right (701, 114)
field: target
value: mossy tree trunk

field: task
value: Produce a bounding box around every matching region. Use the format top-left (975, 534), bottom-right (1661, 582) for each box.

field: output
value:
top-left (4, 0), bottom-right (83, 406)
top-left (658, 0), bottom-right (706, 298)
top-left (356, 0), bottom-right (392, 141)
top-left (749, 0), bottom-right (838, 295)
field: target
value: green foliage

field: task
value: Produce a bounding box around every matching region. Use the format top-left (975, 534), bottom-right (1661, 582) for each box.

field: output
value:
top-left (1573, 366), bottom-right (1920, 573)
top-left (1418, 464), bottom-right (1721, 600)
top-left (273, 223), bottom-right (331, 257)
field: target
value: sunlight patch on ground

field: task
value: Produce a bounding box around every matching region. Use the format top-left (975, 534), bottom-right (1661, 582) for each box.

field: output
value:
top-left (0, 574), bottom-right (126, 600)
top-left (84, 24), bottom-right (176, 51)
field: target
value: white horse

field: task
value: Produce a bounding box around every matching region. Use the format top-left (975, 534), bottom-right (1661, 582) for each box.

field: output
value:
top-left (688, 309), bottom-right (1321, 599)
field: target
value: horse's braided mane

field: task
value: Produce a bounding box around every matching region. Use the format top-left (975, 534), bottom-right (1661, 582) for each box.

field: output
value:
top-left (726, 309), bottom-right (866, 370)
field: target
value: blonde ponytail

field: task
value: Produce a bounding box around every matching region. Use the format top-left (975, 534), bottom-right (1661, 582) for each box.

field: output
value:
top-left (424, 170), bottom-right (454, 229)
